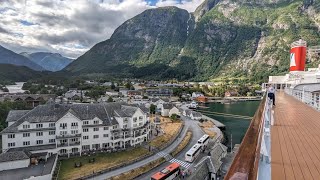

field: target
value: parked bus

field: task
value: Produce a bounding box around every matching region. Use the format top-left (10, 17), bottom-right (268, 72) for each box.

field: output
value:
top-left (185, 144), bottom-right (202, 162)
top-left (197, 134), bottom-right (210, 149)
top-left (151, 162), bottom-right (181, 180)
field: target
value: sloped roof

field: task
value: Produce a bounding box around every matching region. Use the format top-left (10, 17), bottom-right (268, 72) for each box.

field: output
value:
top-left (162, 103), bottom-right (174, 109)
top-left (2, 102), bottom-right (146, 134)
top-left (0, 151), bottom-right (30, 162)
top-left (6, 110), bottom-right (30, 122)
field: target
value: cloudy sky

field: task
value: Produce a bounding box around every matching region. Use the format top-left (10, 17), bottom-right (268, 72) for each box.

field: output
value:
top-left (0, 0), bottom-right (204, 59)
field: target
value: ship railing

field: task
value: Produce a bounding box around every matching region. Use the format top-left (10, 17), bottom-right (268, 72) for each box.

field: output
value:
top-left (224, 96), bottom-right (266, 180)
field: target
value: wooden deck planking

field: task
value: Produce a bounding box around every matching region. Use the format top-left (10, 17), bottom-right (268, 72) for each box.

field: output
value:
top-left (271, 93), bottom-right (320, 180)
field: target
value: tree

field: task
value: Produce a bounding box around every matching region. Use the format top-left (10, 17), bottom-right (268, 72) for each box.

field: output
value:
top-left (170, 114), bottom-right (178, 122)
top-left (111, 82), bottom-right (115, 90)
top-left (150, 104), bottom-right (156, 114)
top-left (107, 97), bottom-right (114, 102)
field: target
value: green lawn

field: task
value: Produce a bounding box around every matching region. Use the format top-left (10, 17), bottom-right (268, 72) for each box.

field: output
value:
top-left (58, 147), bottom-right (149, 180)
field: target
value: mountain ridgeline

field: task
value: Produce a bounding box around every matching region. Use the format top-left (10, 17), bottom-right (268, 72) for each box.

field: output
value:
top-left (65, 0), bottom-right (320, 82)
top-left (21, 52), bottom-right (73, 72)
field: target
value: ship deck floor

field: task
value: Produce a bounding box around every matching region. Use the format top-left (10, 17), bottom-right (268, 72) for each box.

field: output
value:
top-left (271, 92), bottom-right (320, 180)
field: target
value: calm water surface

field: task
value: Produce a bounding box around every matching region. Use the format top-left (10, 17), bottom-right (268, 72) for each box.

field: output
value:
top-left (200, 101), bottom-right (261, 149)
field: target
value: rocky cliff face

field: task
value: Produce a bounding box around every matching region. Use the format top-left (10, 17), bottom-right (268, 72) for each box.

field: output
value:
top-left (65, 0), bottom-right (320, 82)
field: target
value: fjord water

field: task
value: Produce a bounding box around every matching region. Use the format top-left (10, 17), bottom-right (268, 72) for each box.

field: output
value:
top-left (201, 101), bottom-right (261, 149)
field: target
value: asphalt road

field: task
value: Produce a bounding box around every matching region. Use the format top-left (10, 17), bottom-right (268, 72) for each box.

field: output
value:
top-left (135, 116), bottom-right (205, 180)
top-left (89, 116), bottom-right (202, 180)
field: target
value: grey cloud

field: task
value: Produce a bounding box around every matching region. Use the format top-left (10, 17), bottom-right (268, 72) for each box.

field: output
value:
top-left (0, 26), bottom-right (9, 34)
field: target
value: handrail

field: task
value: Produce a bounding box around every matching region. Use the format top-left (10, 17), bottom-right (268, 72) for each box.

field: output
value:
top-left (224, 96), bottom-right (266, 180)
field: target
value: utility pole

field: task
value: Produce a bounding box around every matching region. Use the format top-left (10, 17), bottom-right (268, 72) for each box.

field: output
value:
top-left (230, 134), bottom-right (233, 153)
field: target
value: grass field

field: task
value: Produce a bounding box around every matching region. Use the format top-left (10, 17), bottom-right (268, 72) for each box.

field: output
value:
top-left (58, 147), bottom-right (149, 180)
top-left (199, 120), bottom-right (217, 138)
top-left (150, 117), bottom-right (182, 149)
top-left (171, 131), bottom-right (192, 156)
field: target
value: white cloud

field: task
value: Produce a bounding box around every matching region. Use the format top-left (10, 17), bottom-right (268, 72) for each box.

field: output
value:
top-left (0, 0), bottom-right (204, 58)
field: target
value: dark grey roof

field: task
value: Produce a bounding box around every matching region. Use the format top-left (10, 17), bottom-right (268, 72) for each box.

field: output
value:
top-left (7, 144), bottom-right (57, 152)
top-left (2, 94), bottom-right (56, 101)
top-left (2, 102), bottom-right (144, 134)
top-left (293, 83), bottom-right (320, 92)
top-left (128, 104), bottom-right (149, 114)
top-left (0, 151), bottom-right (30, 162)
top-left (188, 159), bottom-right (210, 179)
top-left (162, 103), bottom-right (174, 109)
top-left (6, 110), bottom-right (30, 122)
top-left (211, 143), bottom-right (227, 161)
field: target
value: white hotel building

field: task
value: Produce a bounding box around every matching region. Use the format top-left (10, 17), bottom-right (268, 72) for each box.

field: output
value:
top-left (0, 102), bottom-right (151, 171)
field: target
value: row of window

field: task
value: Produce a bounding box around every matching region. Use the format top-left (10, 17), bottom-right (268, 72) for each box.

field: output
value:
top-left (8, 139), bottom-right (56, 147)
top-left (83, 134), bottom-right (109, 140)
top-left (83, 120), bottom-right (100, 125)
top-left (8, 131), bottom-right (56, 139)
top-left (22, 123), bottom-right (55, 129)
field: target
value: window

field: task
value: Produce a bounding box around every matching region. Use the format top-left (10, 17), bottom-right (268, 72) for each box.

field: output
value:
top-left (133, 117), bottom-right (137, 122)
top-left (23, 124), bottom-right (30, 129)
top-left (82, 145), bottom-right (90, 150)
top-left (8, 134), bottom-right (15, 139)
top-left (83, 128), bottom-right (89, 132)
top-left (83, 121), bottom-right (89, 125)
top-left (49, 123), bottom-right (55, 127)
top-left (139, 116), bottom-right (143, 120)
top-left (123, 125), bottom-right (127, 128)
top-left (60, 123), bottom-right (67, 129)
top-left (94, 120), bottom-right (99, 124)
top-left (71, 130), bottom-right (78, 134)
top-left (49, 139), bottom-right (55, 143)
top-left (83, 136), bottom-right (89, 140)
top-left (49, 131), bottom-right (55, 135)
top-left (36, 140), bottom-right (43, 144)
top-left (93, 135), bottom-right (99, 139)
top-left (60, 131), bottom-right (67, 135)
top-left (8, 142), bottom-right (15, 147)
top-left (104, 127), bottom-right (109, 130)
top-left (139, 122), bottom-right (143, 126)
top-left (23, 133), bottom-right (30, 137)
top-left (36, 132), bottom-right (43, 136)
top-left (23, 141), bottom-right (30, 146)
top-left (93, 127), bottom-right (99, 131)
top-left (124, 118), bottom-right (128, 123)
top-left (36, 124), bottom-right (43, 128)
top-left (71, 122), bottom-right (78, 126)
top-left (103, 134), bottom-right (109, 138)
top-left (113, 125), bottom-right (117, 129)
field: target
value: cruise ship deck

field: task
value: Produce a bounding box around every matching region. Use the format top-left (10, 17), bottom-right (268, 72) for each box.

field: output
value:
top-left (271, 92), bottom-right (320, 180)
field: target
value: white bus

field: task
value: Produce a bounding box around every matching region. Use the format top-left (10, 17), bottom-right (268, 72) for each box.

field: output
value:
top-left (185, 144), bottom-right (202, 162)
top-left (197, 134), bottom-right (210, 149)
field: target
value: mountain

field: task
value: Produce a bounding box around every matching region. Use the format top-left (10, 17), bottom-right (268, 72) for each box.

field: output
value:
top-left (21, 52), bottom-right (73, 72)
top-left (65, 0), bottom-right (320, 83)
top-left (0, 46), bottom-right (44, 71)
top-left (0, 64), bottom-right (44, 82)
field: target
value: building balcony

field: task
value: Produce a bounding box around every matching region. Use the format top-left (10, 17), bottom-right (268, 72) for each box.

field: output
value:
top-left (56, 134), bottom-right (81, 139)
top-left (57, 141), bottom-right (80, 147)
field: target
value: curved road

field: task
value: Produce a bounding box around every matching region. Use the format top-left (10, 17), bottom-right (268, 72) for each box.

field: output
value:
top-left (89, 116), bottom-right (204, 180)
top-left (136, 116), bottom-right (205, 180)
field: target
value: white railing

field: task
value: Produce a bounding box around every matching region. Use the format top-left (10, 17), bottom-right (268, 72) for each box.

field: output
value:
top-left (285, 88), bottom-right (320, 111)
top-left (257, 96), bottom-right (273, 180)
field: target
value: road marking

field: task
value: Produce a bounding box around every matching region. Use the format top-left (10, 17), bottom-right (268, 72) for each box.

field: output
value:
top-left (169, 158), bottom-right (192, 169)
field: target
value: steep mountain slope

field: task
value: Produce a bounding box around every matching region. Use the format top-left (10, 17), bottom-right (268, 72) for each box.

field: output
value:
top-left (183, 0), bottom-right (320, 81)
top-left (0, 46), bottom-right (44, 71)
top-left (66, 0), bottom-right (320, 82)
top-left (65, 7), bottom-right (195, 79)
top-left (21, 52), bottom-right (73, 72)
top-left (0, 64), bottom-right (45, 82)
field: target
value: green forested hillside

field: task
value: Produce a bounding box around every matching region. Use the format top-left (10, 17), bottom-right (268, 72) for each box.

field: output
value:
top-left (0, 64), bottom-right (45, 83)
top-left (65, 0), bottom-right (320, 83)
